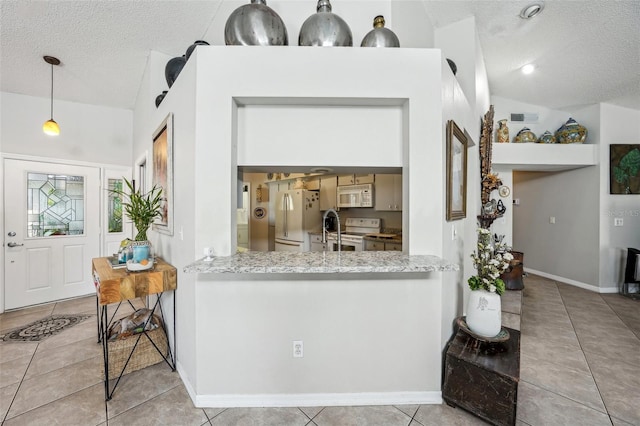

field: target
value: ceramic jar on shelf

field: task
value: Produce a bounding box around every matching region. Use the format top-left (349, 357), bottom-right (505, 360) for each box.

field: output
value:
top-left (555, 118), bottom-right (588, 144)
top-left (360, 15), bottom-right (400, 47)
top-left (224, 0), bottom-right (288, 46)
top-left (496, 119), bottom-right (510, 143)
top-left (299, 0), bottom-right (353, 47)
top-left (537, 130), bottom-right (556, 144)
top-left (514, 127), bottom-right (536, 143)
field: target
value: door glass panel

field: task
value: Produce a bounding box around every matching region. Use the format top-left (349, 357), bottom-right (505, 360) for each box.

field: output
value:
top-left (27, 173), bottom-right (85, 237)
top-left (107, 178), bottom-right (123, 233)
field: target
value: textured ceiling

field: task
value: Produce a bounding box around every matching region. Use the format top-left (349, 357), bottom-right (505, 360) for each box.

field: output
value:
top-left (1, 0), bottom-right (639, 111)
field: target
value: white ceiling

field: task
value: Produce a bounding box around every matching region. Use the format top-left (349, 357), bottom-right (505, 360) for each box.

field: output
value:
top-left (1, 0), bottom-right (638, 111)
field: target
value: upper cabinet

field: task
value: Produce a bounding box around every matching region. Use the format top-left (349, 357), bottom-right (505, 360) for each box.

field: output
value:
top-left (375, 174), bottom-right (402, 211)
top-left (319, 176), bottom-right (338, 211)
top-left (337, 174), bottom-right (375, 186)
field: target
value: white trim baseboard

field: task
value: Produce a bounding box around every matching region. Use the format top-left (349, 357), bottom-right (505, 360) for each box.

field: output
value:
top-left (192, 391), bottom-right (441, 409)
top-left (176, 362), bottom-right (197, 405)
top-left (524, 268), bottom-right (618, 294)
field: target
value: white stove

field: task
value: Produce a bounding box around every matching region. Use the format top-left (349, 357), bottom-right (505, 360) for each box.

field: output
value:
top-left (326, 218), bottom-right (380, 251)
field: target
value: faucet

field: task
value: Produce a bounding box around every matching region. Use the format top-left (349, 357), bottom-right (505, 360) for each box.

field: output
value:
top-left (321, 208), bottom-right (341, 253)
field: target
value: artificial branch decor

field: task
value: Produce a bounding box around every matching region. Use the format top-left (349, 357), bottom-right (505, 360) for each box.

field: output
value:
top-left (478, 105), bottom-right (504, 229)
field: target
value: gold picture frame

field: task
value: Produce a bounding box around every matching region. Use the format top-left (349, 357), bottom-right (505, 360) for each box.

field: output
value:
top-left (446, 120), bottom-right (468, 221)
top-left (152, 113), bottom-right (173, 235)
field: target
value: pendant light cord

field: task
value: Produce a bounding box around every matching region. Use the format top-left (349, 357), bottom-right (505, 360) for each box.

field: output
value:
top-left (50, 63), bottom-right (54, 119)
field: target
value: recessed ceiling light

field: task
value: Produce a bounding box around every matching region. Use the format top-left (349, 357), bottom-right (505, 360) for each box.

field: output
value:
top-left (521, 64), bottom-right (535, 75)
top-left (519, 2), bottom-right (545, 19)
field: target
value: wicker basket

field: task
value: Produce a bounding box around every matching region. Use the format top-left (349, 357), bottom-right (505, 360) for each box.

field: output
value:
top-left (106, 325), bottom-right (168, 378)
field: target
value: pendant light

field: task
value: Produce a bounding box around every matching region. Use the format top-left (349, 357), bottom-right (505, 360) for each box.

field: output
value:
top-left (42, 55), bottom-right (61, 136)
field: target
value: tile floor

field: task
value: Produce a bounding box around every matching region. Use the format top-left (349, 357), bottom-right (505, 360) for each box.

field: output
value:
top-left (0, 274), bottom-right (638, 425)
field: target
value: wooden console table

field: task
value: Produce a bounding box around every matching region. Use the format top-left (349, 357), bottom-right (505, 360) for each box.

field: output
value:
top-left (443, 325), bottom-right (520, 426)
top-left (92, 257), bottom-right (177, 400)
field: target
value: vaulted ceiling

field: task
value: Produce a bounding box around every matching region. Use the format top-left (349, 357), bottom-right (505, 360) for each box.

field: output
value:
top-left (1, 1), bottom-right (638, 111)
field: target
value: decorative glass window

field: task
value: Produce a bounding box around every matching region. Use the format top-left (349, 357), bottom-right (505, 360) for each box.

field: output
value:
top-left (108, 178), bottom-right (123, 233)
top-left (27, 173), bottom-right (85, 237)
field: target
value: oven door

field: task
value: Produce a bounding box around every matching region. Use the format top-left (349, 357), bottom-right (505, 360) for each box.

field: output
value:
top-left (331, 240), bottom-right (363, 252)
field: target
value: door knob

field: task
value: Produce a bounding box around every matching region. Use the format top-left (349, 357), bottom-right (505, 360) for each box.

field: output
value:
top-left (8, 231), bottom-right (16, 237)
top-left (7, 242), bottom-right (24, 247)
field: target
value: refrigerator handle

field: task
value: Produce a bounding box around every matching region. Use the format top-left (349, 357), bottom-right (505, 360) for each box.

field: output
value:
top-left (284, 193), bottom-right (288, 237)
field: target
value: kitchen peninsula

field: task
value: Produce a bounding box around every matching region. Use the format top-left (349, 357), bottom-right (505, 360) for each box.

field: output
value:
top-left (184, 251), bottom-right (458, 408)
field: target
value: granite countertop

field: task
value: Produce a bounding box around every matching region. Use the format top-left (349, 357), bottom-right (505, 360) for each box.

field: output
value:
top-left (184, 251), bottom-right (458, 274)
top-left (363, 235), bottom-right (402, 244)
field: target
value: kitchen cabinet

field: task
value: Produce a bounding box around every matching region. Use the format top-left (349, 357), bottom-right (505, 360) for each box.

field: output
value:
top-left (319, 176), bottom-right (338, 211)
top-left (338, 174), bottom-right (375, 186)
top-left (374, 174), bottom-right (402, 211)
top-left (364, 240), bottom-right (402, 251)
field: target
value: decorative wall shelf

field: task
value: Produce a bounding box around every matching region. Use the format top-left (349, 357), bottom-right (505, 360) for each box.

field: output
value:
top-left (492, 143), bottom-right (597, 172)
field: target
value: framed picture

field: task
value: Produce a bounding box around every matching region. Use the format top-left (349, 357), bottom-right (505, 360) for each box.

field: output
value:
top-left (446, 120), bottom-right (468, 221)
top-left (610, 144), bottom-right (640, 194)
top-left (152, 113), bottom-right (174, 235)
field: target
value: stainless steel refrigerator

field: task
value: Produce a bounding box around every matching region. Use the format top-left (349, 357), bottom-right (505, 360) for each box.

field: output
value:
top-left (275, 189), bottom-right (322, 252)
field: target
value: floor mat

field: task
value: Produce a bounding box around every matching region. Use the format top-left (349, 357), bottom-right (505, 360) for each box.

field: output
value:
top-left (1, 314), bottom-right (93, 342)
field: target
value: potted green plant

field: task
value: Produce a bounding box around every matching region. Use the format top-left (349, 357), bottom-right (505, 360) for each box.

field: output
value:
top-left (109, 178), bottom-right (163, 269)
top-left (466, 228), bottom-right (513, 337)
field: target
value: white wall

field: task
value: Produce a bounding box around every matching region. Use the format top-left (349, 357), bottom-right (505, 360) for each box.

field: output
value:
top-left (492, 96), bottom-right (601, 289)
top-left (596, 103), bottom-right (640, 290)
top-left (1, 92), bottom-right (132, 165)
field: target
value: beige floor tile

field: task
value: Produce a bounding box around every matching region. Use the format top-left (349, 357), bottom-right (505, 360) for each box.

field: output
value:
top-left (299, 406), bottom-right (324, 419)
top-left (108, 385), bottom-right (208, 426)
top-left (6, 355), bottom-right (103, 419)
top-left (3, 382), bottom-right (106, 426)
top-left (519, 321), bottom-right (581, 348)
top-left (577, 332), bottom-right (640, 361)
top-left (584, 351), bottom-right (640, 425)
top-left (0, 303), bottom-right (55, 322)
top-left (106, 362), bottom-right (182, 418)
top-left (611, 416), bottom-right (635, 426)
top-left (521, 308), bottom-right (573, 328)
top-left (0, 354), bottom-right (31, 388)
top-left (52, 294), bottom-right (98, 315)
top-left (501, 290), bottom-right (522, 315)
top-left (25, 336), bottom-right (102, 379)
top-left (0, 341), bottom-right (38, 363)
top-left (0, 310), bottom-right (58, 333)
top-left (35, 317), bottom-right (99, 351)
top-left (520, 334), bottom-right (590, 371)
top-left (394, 404), bottom-right (419, 418)
top-left (413, 403), bottom-right (486, 425)
top-left (502, 312), bottom-right (521, 330)
top-left (520, 353), bottom-right (606, 412)
top-left (516, 381), bottom-right (612, 426)
top-left (203, 407), bottom-right (227, 421)
top-left (210, 407), bottom-right (310, 426)
top-left (0, 382), bottom-right (20, 420)
top-left (312, 405), bottom-right (412, 426)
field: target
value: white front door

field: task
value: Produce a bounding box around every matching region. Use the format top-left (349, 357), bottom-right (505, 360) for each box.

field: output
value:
top-left (4, 159), bottom-right (100, 310)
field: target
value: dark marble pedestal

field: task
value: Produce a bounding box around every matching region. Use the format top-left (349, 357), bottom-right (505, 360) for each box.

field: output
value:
top-left (443, 326), bottom-right (520, 426)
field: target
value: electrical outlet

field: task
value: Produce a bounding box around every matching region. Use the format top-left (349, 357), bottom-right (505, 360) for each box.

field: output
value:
top-left (293, 340), bottom-right (303, 358)
top-left (614, 218), bottom-right (624, 227)
top-left (451, 225), bottom-right (457, 241)
top-left (549, 216), bottom-right (556, 224)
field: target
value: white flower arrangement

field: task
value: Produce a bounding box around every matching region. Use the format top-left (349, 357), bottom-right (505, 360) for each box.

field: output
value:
top-left (468, 228), bottom-right (513, 295)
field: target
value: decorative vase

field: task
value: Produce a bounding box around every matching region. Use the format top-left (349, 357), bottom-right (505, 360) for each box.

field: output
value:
top-left (299, 0), bottom-right (353, 47)
top-left (155, 91), bottom-right (168, 108)
top-left (185, 40), bottom-right (210, 61)
top-left (496, 119), bottom-right (509, 143)
top-left (130, 240), bottom-right (152, 263)
top-left (446, 58), bottom-right (457, 76)
top-left (514, 127), bottom-right (536, 143)
top-left (555, 117), bottom-right (587, 144)
top-left (360, 15), bottom-right (400, 47)
top-left (466, 289), bottom-right (502, 337)
top-left (537, 130), bottom-right (556, 144)
top-left (165, 55), bottom-right (186, 88)
top-left (224, 0), bottom-right (288, 46)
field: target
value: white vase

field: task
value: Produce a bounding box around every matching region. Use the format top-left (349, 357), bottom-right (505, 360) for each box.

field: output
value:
top-left (466, 288), bottom-right (502, 337)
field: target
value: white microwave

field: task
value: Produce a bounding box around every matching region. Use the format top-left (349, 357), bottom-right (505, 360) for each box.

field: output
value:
top-left (337, 184), bottom-right (374, 208)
